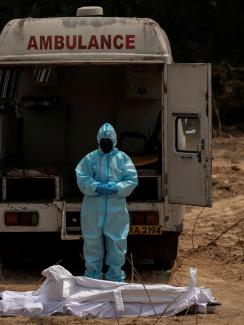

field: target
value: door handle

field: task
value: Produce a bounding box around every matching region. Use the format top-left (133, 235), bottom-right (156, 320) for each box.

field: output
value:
top-left (196, 140), bottom-right (204, 163)
top-left (196, 150), bottom-right (202, 162)
top-left (180, 154), bottom-right (192, 159)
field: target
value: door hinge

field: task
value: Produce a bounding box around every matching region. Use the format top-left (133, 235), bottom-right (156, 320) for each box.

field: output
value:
top-left (164, 82), bottom-right (167, 93)
top-left (205, 91), bottom-right (208, 117)
top-left (164, 173), bottom-right (168, 184)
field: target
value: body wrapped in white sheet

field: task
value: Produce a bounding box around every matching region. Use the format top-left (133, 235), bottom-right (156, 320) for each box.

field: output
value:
top-left (0, 265), bottom-right (216, 318)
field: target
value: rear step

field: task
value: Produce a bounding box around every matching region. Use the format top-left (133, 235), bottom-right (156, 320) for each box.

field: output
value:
top-left (61, 202), bottom-right (82, 240)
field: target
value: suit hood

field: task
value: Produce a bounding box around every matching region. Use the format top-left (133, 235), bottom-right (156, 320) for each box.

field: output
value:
top-left (97, 123), bottom-right (117, 147)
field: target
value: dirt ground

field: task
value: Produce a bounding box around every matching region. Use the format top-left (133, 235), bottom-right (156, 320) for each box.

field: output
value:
top-left (0, 133), bottom-right (244, 325)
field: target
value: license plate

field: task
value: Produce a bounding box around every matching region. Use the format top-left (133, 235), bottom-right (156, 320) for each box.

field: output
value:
top-left (129, 225), bottom-right (163, 235)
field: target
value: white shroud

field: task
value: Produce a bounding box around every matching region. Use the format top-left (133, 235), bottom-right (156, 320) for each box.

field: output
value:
top-left (0, 265), bottom-right (215, 318)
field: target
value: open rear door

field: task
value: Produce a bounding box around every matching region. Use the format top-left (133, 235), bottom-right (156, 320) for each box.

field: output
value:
top-left (165, 63), bottom-right (212, 206)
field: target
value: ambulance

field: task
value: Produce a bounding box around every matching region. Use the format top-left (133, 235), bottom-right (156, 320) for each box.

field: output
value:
top-left (0, 7), bottom-right (212, 267)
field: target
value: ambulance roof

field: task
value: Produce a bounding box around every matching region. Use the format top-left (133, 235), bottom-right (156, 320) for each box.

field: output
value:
top-left (0, 17), bottom-right (172, 65)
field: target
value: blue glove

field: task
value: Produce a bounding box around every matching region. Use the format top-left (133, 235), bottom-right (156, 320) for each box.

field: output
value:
top-left (96, 184), bottom-right (118, 195)
top-left (109, 183), bottom-right (118, 194)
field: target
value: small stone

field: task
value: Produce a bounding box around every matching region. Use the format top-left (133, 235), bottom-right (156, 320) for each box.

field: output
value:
top-left (231, 165), bottom-right (240, 171)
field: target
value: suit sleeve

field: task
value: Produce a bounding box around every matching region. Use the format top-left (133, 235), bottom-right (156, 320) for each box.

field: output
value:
top-left (75, 155), bottom-right (100, 196)
top-left (116, 153), bottom-right (138, 197)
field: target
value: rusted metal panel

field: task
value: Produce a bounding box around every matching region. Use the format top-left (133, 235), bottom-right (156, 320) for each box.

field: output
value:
top-left (0, 17), bottom-right (172, 63)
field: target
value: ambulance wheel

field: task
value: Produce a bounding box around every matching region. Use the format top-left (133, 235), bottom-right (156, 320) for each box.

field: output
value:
top-left (154, 258), bottom-right (175, 271)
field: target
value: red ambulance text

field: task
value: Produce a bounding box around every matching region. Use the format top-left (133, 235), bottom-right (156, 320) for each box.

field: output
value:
top-left (27, 34), bottom-right (136, 50)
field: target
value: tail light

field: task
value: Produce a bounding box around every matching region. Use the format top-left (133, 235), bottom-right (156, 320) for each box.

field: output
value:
top-left (130, 211), bottom-right (159, 225)
top-left (5, 211), bottom-right (38, 226)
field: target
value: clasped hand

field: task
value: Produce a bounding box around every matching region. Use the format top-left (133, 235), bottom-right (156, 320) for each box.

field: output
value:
top-left (96, 183), bottom-right (118, 196)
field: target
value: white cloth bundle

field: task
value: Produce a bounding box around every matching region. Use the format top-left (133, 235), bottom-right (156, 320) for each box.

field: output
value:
top-left (0, 265), bottom-right (216, 318)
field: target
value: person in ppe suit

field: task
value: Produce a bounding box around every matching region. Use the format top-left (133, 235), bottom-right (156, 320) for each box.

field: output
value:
top-left (75, 123), bottom-right (138, 282)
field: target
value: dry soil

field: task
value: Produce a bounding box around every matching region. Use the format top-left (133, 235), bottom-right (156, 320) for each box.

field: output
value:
top-left (0, 133), bottom-right (244, 325)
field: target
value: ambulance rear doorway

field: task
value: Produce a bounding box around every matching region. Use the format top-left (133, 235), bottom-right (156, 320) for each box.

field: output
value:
top-left (19, 64), bottom-right (163, 203)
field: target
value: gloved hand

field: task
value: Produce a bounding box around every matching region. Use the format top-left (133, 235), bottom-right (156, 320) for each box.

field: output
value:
top-left (108, 183), bottom-right (118, 194)
top-left (96, 184), bottom-right (118, 195)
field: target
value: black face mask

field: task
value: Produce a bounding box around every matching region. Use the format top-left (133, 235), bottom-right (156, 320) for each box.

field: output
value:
top-left (100, 138), bottom-right (113, 154)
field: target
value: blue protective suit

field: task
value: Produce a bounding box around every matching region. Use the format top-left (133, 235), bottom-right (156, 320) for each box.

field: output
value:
top-left (75, 123), bottom-right (138, 281)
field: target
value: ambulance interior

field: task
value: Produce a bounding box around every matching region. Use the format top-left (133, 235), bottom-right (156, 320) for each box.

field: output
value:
top-left (0, 65), bottom-right (164, 202)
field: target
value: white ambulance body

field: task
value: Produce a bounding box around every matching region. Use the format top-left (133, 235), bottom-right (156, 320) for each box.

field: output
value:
top-left (0, 7), bottom-right (212, 265)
